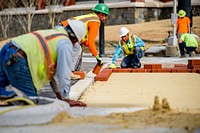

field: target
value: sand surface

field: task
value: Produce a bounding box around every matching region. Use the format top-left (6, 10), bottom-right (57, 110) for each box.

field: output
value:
top-left (80, 73), bottom-right (200, 109)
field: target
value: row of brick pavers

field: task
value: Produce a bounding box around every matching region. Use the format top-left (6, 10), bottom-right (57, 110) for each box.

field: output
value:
top-left (94, 59), bottom-right (200, 81)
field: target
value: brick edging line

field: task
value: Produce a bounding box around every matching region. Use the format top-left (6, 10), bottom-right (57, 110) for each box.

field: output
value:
top-left (94, 59), bottom-right (200, 81)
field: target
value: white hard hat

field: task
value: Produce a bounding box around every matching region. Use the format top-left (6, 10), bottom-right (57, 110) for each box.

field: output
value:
top-left (68, 20), bottom-right (86, 42)
top-left (119, 27), bottom-right (129, 37)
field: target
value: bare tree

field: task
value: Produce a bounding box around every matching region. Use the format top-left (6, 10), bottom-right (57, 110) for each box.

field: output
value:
top-left (11, 0), bottom-right (35, 33)
top-left (0, 11), bottom-right (12, 39)
top-left (46, 0), bottom-right (63, 28)
top-left (0, 1), bottom-right (13, 39)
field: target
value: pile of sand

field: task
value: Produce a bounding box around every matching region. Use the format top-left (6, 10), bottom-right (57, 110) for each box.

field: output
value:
top-left (49, 106), bottom-right (200, 133)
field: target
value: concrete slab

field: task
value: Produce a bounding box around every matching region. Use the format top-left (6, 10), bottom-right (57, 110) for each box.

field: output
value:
top-left (145, 45), bottom-right (166, 53)
top-left (0, 124), bottom-right (188, 133)
top-left (69, 107), bottom-right (145, 117)
top-left (0, 97), bottom-right (70, 126)
top-left (145, 45), bottom-right (166, 56)
top-left (69, 71), bottom-right (95, 101)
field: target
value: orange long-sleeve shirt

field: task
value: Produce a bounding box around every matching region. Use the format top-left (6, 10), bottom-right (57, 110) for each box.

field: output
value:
top-left (59, 19), bottom-right (100, 57)
top-left (81, 21), bottom-right (100, 57)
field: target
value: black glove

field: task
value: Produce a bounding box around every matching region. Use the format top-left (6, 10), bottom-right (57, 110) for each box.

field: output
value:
top-left (96, 55), bottom-right (103, 65)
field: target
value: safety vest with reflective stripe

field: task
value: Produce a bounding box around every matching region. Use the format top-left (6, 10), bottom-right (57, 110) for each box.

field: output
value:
top-left (119, 34), bottom-right (144, 55)
top-left (12, 28), bottom-right (68, 91)
top-left (60, 13), bottom-right (100, 43)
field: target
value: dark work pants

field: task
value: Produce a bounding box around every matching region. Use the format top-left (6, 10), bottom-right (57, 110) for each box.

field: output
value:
top-left (178, 41), bottom-right (196, 55)
top-left (121, 46), bottom-right (143, 68)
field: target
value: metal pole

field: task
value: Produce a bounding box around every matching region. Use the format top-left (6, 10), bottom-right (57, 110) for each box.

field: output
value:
top-left (99, 0), bottom-right (105, 57)
top-left (172, 0), bottom-right (177, 46)
top-left (178, 0), bottom-right (192, 28)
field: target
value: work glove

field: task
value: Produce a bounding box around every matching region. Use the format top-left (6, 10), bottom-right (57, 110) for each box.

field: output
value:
top-left (96, 55), bottom-right (103, 65)
top-left (127, 43), bottom-right (133, 49)
top-left (109, 64), bottom-right (116, 69)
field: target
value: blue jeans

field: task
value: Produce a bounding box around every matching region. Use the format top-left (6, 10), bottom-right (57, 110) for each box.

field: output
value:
top-left (121, 46), bottom-right (143, 68)
top-left (178, 41), bottom-right (196, 55)
top-left (0, 43), bottom-right (37, 96)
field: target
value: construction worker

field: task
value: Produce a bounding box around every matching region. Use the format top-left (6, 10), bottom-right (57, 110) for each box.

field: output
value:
top-left (178, 33), bottom-right (198, 58)
top-left (57, 3), bottom-right (109, 79)
top-left (109, 27), bottom-right (145, 69)
top-left (0, 20), bottom-right (87, 107)
top-left (176, 9), bottom-right (191, 39)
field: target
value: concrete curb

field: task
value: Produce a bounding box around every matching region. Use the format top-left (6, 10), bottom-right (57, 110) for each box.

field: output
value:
top-left (69, 63), bottom-right (109, 101)
top-left (69, 107), bottom-right (146, 117)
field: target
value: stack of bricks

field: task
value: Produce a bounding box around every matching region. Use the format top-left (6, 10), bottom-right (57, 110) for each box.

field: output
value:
top-left (94, 59), bottom-right (200, 81)
top-left (171, 64), bottom-right (189, 73)
top-left (144, 64), bottom-right (163, 72)
top-left (188, 59), bottom-right (200, 69)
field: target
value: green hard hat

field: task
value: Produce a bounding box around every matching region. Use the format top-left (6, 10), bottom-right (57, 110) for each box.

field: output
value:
top-left (178, 10), bottom-right (186, 17)
top-left (92, 3), bottom-right (109, 15)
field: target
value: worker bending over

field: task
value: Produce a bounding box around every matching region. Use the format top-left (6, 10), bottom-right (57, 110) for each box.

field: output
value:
top-left (57, 3), bottom-right (109, 79)
top-left (0, 20), bottom-right (87, 107)
top-left (179, 33), bottom-right (198, 58)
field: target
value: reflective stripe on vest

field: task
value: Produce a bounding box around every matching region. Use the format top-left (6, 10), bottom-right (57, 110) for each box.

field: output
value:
top-left (120, 35), bottom-right (135, 55)
top-left (120, 34), bottom-right (144, 55)
top-left (68, 16), bottom-right (99, 23)
top-left (63, 13), bottom-right (100, 43)
top-left (45, 33), bottom-right (68, 40)
top-left (32, 32), bottom-right (68, 79)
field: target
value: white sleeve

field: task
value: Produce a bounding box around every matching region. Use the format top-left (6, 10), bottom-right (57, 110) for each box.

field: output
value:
top-left (56, 39), bottom-right (73, 99)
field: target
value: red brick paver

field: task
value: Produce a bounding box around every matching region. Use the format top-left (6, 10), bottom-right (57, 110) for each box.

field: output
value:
top-left (94, 60), bottom-right (200, 81)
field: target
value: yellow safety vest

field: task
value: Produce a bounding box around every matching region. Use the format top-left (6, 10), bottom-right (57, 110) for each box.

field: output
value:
top-left (119, 34), bottom-right (136, 55)
top-left (119, 34), bottom-right (144, 55)
top-left (12, 28), bottom-right (69, 91)
top-left (67, 13), bottom-right (100, 43)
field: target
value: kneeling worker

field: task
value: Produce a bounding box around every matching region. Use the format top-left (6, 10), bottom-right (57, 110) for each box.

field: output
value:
top-left (109, 27), bottom-right (145, 69)
top-left (0, 20), bottom-right (87, 107)
top-left (179, 33), bottom-right (198, 58)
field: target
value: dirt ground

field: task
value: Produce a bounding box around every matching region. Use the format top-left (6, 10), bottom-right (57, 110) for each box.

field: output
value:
top-left (94, 16), bottom-right (200, 53)
top-left (103, 16), bottom-right (200, 43)
top-left (1, 16), bottom-right (200, 52)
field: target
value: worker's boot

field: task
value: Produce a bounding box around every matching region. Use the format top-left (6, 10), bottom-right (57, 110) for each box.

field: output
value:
top-left (0, 88), bottom-right (16, 99)
top-left (189, 51), bottom-right (195, 57)
top-left (180, 55), bottom-right (186, 58)
top-left (71, 72), bottom-right (81, 80)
